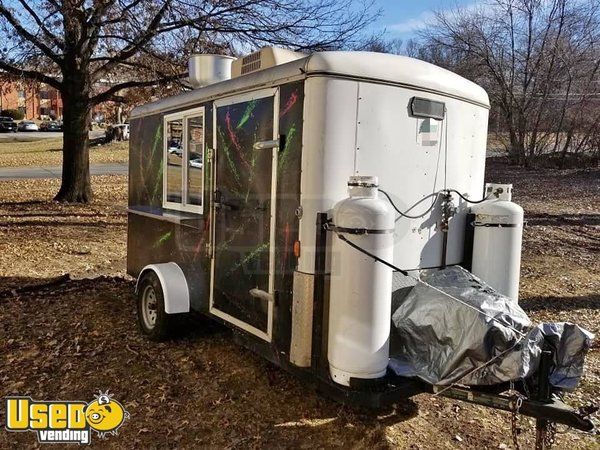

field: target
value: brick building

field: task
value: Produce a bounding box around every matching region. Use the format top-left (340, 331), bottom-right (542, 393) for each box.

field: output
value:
top-left (0, 81), bottom-right (63, 119)
top-left (0, 77), bottom-right (150, 124)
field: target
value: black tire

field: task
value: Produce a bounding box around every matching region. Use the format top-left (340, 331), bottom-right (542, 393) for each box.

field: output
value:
top-left (137, 271), bottom-right (175, 341)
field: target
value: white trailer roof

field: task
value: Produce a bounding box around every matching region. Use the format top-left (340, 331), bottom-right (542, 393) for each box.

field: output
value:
top-left (131, 51), bottom-right (489, 119)
top-left (306, 52), bottom-right (489, 107)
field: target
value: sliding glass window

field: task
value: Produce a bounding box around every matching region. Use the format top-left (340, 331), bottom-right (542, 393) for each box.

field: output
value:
top-left (163, 107), bottom-right (205, 213)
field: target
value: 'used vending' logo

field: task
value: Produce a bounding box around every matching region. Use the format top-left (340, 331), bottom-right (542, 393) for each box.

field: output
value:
top-left (5, 391), bottom-right (129, 444)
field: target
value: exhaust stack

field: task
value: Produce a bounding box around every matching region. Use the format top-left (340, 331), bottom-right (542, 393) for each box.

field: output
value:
top-left (188, 54), bottom-right (236, 88)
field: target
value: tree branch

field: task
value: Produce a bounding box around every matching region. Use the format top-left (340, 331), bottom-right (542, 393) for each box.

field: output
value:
top-left (90, 72), bottom-right (185, 104)
top-left (0, 4), bottom-right (63, 66)
top-left (0, 60), bottom-right (62, 90)
top-left (92, 0), bottom-right (172, 80)
top-left (16, 0), bottom-right (64, 50)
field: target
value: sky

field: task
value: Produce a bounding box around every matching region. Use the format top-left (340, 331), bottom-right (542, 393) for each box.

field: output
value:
top-left (369, 0), bottom-right (477, 40)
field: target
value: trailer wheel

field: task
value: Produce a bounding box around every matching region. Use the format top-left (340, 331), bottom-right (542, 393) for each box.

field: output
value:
top-left (137, 271), bottom-right (173, 341)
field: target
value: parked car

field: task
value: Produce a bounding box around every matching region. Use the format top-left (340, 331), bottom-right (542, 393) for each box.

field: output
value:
top-left (17, 120), bottom-right (39, 132)
top-left (110, 123), bottom-right (130, 141)
top-left (189, 153), bottom-right (203, 169)
top-left (0, 116), bottom-right (18, 132)
top-left (39, 121), bottom-right (62, 132)
top-left (167, 138), bottom-right (183, 156)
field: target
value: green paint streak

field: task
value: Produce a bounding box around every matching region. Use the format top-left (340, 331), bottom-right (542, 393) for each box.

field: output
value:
top-left (148, 124), bottom-right (163, 204)
top-left (278, 124), bottom-right (297, 171)
top-left (151, 123), bottom-right (163, 157)
top-left (245, 151), bottom-right (258, 204)
top-left (154, 231), bottom-right (173, 248)
top-left (236, 100), bottom-right (257, 129)
top-left (225, 242), bottom-right (269, 277)
top-left (152, 159), bottom-right (163, 200)
top-left (218, 127), bottom-right (241, 185)
top-left (216, 222), bottom-right (248, 252)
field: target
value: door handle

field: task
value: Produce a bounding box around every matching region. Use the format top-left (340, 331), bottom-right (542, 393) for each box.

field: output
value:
top-left (249, 288), bottom-right (274, 303)
top-left (253, 140), bottom-right (279, 150)
top-left (215, 202), bottom-right (238, 211)
top-left (254, 201), bottom-right (269, 211)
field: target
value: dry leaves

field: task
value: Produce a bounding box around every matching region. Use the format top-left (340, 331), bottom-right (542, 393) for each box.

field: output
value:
top-left (0, 160), bottom-right (598, 449)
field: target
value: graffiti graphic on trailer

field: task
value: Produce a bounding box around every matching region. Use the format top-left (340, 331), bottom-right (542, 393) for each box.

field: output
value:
top-left (214, 97), bottom-right (274, 331)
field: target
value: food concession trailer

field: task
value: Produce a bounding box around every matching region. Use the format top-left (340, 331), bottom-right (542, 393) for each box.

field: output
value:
top-left (127, 48), bottom-right (596, 445)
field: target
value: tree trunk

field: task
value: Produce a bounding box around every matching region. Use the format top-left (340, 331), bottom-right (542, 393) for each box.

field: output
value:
top-left (54, 93), bottom-right (93, 203)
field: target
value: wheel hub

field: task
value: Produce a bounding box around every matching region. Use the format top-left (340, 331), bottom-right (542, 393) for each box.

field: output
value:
top-left (142, 285), bottom-right (158, 329)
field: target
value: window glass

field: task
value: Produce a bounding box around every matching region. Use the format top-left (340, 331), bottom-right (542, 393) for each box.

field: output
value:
top-left (186, 115), bottom-right (203, 206)
top-left (166, 119), bottom-right (183, 203)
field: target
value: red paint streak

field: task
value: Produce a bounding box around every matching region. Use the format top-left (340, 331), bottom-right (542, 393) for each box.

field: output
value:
top-left (280, 91), bottom-right (298, 117)
top-left (192, 216), bottom-right (211, 263)
top-left (225, 110), bottom-right (251, 169)
top-left (282, 222), bottom-right (291, 269)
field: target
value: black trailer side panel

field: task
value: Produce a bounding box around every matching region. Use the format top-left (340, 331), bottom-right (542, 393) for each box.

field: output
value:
top-left (127, 83), bottom-right (303, 340)
top-left (212, 95), bottom-right (276, 333)
top-left (128, 114), bottom-right (163, 209)
top-left (127, 214), bottom-right (209, 311)
top-left (273, 81), bottom-right (304, 353)
top-left (127, 104), bottom-right (214, 312)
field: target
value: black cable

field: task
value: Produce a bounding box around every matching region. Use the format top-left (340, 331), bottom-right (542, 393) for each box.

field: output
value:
top-left (402, 264), bottom-right (457, 271)
top-left (447, 189), bottom-right (491, 204)
top-left (378, 189), bottom-right (440, 219)
top-left (379, 188), bottom-right (491, 219)
top-left (335, 233), bottom-right (409, 276)
top-left (334, 231), bottom-right (454, 274)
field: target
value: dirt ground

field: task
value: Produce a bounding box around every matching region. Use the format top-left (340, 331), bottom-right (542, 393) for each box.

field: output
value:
top-left (0, 160), bottom-right (598, 449)
top-left (0, 138), bottom-right (128, 167)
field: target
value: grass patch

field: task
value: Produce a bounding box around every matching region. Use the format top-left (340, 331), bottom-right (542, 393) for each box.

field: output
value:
top-left (0, 138), bottom-right (128, 167)
top-left (0, 137), bottom-right (63, 154)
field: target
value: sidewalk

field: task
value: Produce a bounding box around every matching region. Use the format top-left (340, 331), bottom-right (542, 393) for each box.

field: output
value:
top-left (0, 163), bottom-right (127, 179)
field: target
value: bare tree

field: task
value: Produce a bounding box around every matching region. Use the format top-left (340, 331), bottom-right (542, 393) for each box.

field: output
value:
top-left (358, 35), bottom-right (403, 54)
top-left (0, 0), bottom-right (375, 202)
top-left (416, 0), bottom-right (600, 167)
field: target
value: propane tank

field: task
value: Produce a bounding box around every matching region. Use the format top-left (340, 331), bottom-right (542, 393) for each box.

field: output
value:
top-left (328, 175), bottom-right (395, 386)
top-left (470, 183), bottom-right (524, 301)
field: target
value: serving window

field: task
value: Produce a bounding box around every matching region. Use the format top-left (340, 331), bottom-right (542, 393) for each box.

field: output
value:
top-left (163, 107), bottom-right (205, 214)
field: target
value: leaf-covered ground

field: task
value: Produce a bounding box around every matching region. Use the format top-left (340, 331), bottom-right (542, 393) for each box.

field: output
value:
top-left (0, 161), bottom-right (598, 449)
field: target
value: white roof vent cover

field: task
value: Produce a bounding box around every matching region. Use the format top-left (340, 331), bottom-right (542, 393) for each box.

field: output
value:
top-left (231, 47), bottom-right (306, 78)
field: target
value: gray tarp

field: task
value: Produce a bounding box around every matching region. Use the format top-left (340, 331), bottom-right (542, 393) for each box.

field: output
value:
top-left (389, 267), bottom-right (594, 389)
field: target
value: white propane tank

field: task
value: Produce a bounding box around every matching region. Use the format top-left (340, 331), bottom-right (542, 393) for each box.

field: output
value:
top-left (471, 183), bottom-right (524, 301)
top-left (328, 175), bottom-right (395, 386)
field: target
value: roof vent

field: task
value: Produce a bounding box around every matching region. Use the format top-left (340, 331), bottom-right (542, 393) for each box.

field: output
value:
top-left (188, 54), bottom-right (236, 88)
top-left (231, 47), bottom-right (307, 78)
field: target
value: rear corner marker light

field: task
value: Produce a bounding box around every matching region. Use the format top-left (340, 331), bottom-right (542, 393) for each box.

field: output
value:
top-left (293, 240), bottom-right (301, 258)
top-left (409, 97), bottom-right (445, 120)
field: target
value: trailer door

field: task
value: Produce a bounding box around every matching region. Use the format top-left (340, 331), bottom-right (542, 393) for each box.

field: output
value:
top-left (210, 88), bottom-right (279, 341)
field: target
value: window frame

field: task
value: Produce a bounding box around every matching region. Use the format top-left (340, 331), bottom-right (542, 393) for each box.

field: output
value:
top-left (163, 106), bottom-right (205, 214)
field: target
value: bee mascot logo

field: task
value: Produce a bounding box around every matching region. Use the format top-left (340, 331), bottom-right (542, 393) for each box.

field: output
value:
top-left (5, 390), bottom-right (129, 444)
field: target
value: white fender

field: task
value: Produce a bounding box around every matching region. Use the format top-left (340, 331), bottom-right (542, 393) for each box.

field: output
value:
top-left (136, 262), bottom-right (190, 314)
